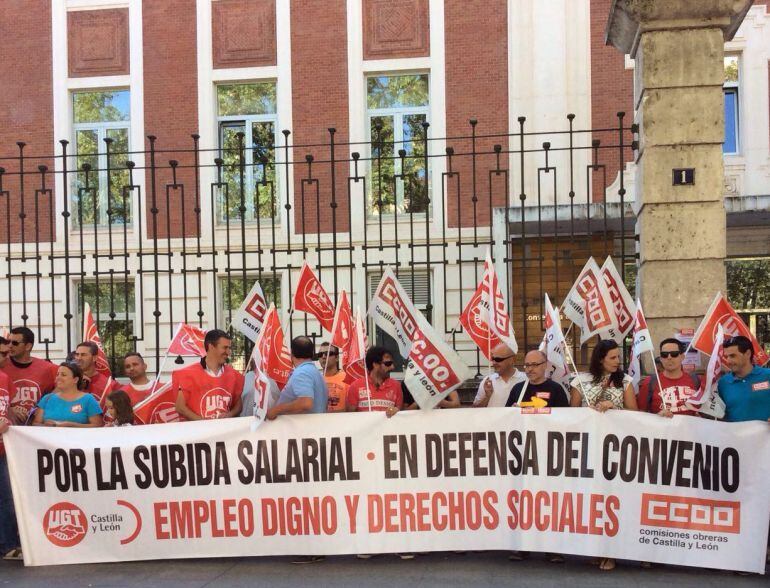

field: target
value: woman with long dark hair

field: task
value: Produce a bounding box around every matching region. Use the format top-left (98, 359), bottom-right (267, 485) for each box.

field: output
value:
top-left (569, 339), bottom-right (637, 412)
top-left (32, 362), bottom-right (103, 428)
top-left (105, 389), bottom-right (134, 427)
top-left (569, 340), bottom-right (636, 571)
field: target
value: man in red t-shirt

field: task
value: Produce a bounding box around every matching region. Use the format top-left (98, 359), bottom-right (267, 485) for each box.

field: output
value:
top-left (0, 365), bottom-right (21, 559)
top-left (174, 329), bottom-right (244, 420)
top-left (120, 352), bottom-right (160, 406)
top-left (3, 327), bottom-right (57, 424)
top-left (347, 346), bottom-right (402, 417)
top-left (638, 338), bottom-right (701, 417)
top-left (74, 341), bottom-right (115, 406)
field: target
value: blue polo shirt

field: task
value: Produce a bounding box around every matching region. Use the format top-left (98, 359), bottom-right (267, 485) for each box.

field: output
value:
top-left (717, 366), bottom-right (770, 422)
top-left (276, 361), bottom-right (328, 414)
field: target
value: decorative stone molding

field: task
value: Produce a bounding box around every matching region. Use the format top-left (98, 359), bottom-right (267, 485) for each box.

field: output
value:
top-left (67, 8), bottom-right (129, 78)
top-left (212, 0), bottom-right (276, 69)
top-left (363, 0), bottom-right (429, 60)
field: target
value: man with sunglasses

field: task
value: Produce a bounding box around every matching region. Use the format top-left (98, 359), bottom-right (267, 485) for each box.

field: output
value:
top-left (473, 343), bottom-right (526, 408)
top-left (505, 349), bottom-right (569, 408)
top-left (718, 335), bottom-right (770, 423)
top-left (346, 346), bottom-right (402, 416)
top-left (3, 327), bottom-right (57, 425)
top-left (638, 338), bottom-right (701, 416)
top-left (318, 342), bottom-right (348, 412)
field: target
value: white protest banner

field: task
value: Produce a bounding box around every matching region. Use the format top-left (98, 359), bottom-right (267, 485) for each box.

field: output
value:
top-left (232, 280), bottom-right (268, 342)
top-left (403, 312), bottom-right (472, 410)
top-left (600, 257), bottom-right (636, 343)
top-left (369, 267), bottom-right (421, 357)
top-left (6, 410), bottom-right (769, 572)
top-left (562, 258), bottom-right (618, 344)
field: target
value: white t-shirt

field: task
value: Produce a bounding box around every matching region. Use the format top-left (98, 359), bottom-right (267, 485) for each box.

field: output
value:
top-left (570, 373), bottom-right (632, 409)
top-left (474, 370), bottom-right (527, 407)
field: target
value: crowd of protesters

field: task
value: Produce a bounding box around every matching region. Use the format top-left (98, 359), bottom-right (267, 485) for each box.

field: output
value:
top-left (0, 325), bottom-right (768, 568)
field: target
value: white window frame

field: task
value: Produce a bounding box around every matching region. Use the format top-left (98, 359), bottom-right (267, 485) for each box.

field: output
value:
top-left (71, 89), bottom-right (132, 228)
top-left (215, 83), bottom-right (280, 225)
top-left (366, 73), bottom-right (430, 218)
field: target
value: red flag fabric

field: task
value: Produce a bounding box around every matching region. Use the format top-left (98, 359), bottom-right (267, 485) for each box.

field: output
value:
top-left (167, 323), bottom-right (207, 357)
top-left (562, 257), bottom-right (618, 344)
top-left (600, 256), bottom-right (637, 343)
top-left (330, 290), bottom-right (353, 353)
top-left (133, 382), bottom-right (181, 425)
top-left (293, 261), bottom-right (335, 333)
top-left (256, 305), bottom-right (293, 388)
top-left (83, 303), bottom-right (111, 377)
top-left (691, 292), bottom-right (769, 366)
top-left (343, 310), bottom-right (367, 385)
top-left (459, 253), bottom-right (518, 359)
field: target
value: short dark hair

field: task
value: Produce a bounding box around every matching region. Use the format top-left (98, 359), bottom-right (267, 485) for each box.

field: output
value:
top-left (723, 335), bottom-right (754, 360)
top-left (291, 336), bottom-right (315, 359)
top-left (76, 341), bottom-right (99, 356)
top-left (123, 351), bottom-right (144, 363)
top-left (659, 338), bottom-right (685, 352)
top-left (204, 329), bottom-right (231, 351)
top-left (365, 346), bottom-right (391, 372)
top-left (10, 326), bottom-right (34, 346)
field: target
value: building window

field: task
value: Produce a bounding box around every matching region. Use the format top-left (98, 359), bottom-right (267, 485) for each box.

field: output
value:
top-left (72, 90), bottom-right (131, 226)
top-left (367, 269), bottom-right (431, 370)
top-left (77, 280), bottom-right (135, 377)
top-left (221, 275), bottom-right (282, 370)
top-left (216, 83), bottom-right (278, 224)
top-left (367, 74), bottom-right (430, 216)
top-left (726, 257), bottom-right (770, 355)
top-left (723, 56), bottom-right (739, 155)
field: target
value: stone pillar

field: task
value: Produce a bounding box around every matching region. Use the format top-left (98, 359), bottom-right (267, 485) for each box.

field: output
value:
top-left (606, 0), bottom-right (753, 345)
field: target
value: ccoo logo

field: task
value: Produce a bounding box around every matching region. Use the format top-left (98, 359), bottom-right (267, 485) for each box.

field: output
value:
top-left (43, 502), bottom-right (87, 547)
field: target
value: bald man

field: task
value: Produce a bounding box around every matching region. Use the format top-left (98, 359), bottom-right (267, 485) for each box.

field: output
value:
top-left (473, 343), bottom-right (526, 407)
top-left (506, 349), bottom-right (569, 408)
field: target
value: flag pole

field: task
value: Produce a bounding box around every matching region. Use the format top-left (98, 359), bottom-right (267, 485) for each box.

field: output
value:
top-left (147, 322), bottom-right (182, 397)
top-left (648, 347), bottom-right (668, 412)
top-left (515, 379), bottom-right (530, 406)
top-left (355, 306), bottom-right (372, 411)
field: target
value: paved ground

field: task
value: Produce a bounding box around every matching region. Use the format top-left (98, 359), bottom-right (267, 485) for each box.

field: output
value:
top-left (0, 552), bottom-right (767, 587)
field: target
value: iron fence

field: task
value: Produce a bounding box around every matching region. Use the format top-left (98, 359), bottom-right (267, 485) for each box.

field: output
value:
top-left (0, 113), bottom-right (637, 376)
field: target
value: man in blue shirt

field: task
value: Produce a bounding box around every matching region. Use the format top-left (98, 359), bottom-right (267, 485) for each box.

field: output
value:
top-left (717, 335), bottom-right (770, 423)
top-left (267, 336), bottom-right (328, 419)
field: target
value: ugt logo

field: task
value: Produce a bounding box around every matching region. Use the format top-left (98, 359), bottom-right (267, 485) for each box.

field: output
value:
top-left (43, 502), bottom-right (87, 547)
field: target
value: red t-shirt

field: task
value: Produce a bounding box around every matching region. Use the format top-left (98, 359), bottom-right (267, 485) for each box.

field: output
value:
top-left (3, 357), bottom-right (57, 423)
top-left (347, 376), bottom-right (403, 412)
top-left (173, 362), bottom-right (244, 420)
top-left (638, 373), bottom-right (701, 416)
top-left (84, 371), bottom-right (115, 405)
top-left (0, 371), bottom-right (12, 456)
top-left (120, 381), bottom-right (160, 407)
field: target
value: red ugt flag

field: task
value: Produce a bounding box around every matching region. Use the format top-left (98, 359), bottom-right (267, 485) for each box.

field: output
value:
top-left (83, 302), bottom-right (111, 377)
top-left (133, 382), bottom-right (181, 425)
top-left (293, 261), bottom-right (335, 333)
top-left (691, 292), bottom-right (769, 366)
top-left (256, 304), bottom-right (293, 388)
top-left (330, 289), bottom-right (353, 353)
top-left (168, 323), bottom-right (207, 357)
top-left (344, 309), bottom-right (367, 385)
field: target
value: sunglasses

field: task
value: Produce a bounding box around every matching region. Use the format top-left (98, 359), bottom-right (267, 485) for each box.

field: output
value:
top-left (9, 341), bottom-right (21, 346)
top-left (660, 351), bottom-right (681, 358)
top-left (492, 355), bottom-right (514, 363)
top-left (381, 360), bottom-right (394, 367)
top-left (318, 351), bottom-right (339, 358)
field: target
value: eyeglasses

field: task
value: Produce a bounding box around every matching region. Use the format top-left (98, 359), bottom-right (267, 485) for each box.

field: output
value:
top-left (381, 360), bottom-right (394, 367)
top-left (523, 361), bottom-right (546, 369)
top-left (660, 351), bottom-right (681, 358)
top-left (491, 355), bottom-right (514, 363)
